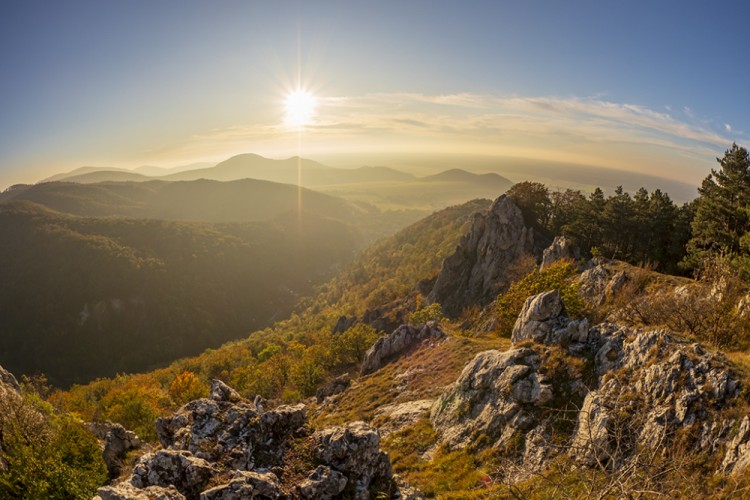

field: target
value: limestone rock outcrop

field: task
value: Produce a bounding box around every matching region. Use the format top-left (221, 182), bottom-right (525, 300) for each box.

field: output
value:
top-left (721, 416), bottom-right (750, 475)
top-left (578, 263), bottom-right (627, 306)
top-left (103, 381), bottom-right (410, 499)
top-left (511, 290), bottom-right (589, 345)
top-left (86, 421), bottom-right (143, 479)
top-left (540, 236), bottom-right (580, 270)
top-left (130, 450), bottom-right (216, 498)
top-left (429, 195), bottom-right (535, 317)
top-left (361, 322), bottom-right (445, 375)
top-left (155, 395), bottom-right (305, 471)
top-left (296, 465), bottom-right (347, 499)
top-left (430, 347), bottom-right (560, 450)
top-left (432, 289), bottom-right (749, 482)
top-left (0, 364), bottom-right (20, 396)
top-left (571, 329), bottom-right (741, 467)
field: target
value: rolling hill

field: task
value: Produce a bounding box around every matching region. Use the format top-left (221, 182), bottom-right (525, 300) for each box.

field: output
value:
top-left (0, 201), bottom-right (360, 386)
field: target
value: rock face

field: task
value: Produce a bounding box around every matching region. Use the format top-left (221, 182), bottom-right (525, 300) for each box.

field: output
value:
top-left (721, 416), bottom-right (750, 475)
top-left (432, 291), bottom-right (749, 483)
top-left (540, 236), bottom-right (579, 270)
top-left (511, 290), bottom-right (589, 345)
top-left (361, 322), bottom-right (445, 375)
top-left (0, 364), bottom-right (22, 473)
top-left (104, 381), bottom-right (409, 499)
top-left (155, 393), bottom-right (305, 471)
top-left (578, 263), bottom-right (627, 307)
top-left (86, 421), bottom-right (143, 479)
top-left (429, 195), bottom-right (535, 317)
top-left (430, 347), bottom-right (561, 450)
top-left (313, 422), bottom-right (393, 500)
top-left (572, 329), bottom-right (741, 468)
top-left (130, 450), bottom-right (216, 497)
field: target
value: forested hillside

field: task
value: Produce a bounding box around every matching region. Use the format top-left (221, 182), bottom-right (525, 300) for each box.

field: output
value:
top-left (0, 201), bottom-right (359, 386)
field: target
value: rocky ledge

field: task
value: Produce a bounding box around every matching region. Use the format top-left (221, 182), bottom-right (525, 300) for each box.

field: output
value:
top-left (96, 380), bottom-right (414, 500)
top-left (431, 290), bottom-right (750, 481)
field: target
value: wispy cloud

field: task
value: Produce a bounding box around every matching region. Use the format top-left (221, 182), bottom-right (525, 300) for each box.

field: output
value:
top-left (158, 92), bottom-right (736, 182)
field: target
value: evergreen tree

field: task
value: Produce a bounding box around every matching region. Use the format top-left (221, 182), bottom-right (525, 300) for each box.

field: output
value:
top-left (684, 143), bottom-right (750, 269)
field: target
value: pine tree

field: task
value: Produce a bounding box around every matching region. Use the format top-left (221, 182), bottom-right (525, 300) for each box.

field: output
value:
top-left (684, 143), bottom-right (750, 269)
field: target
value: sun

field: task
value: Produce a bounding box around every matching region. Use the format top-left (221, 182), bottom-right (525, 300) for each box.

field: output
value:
top-left (284, 90), bottom-right (317, 128)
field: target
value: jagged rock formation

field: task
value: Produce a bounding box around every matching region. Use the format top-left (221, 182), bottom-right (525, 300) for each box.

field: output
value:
top-left (539, 236), bottom-right (580, 270)
top-left (313, 422), bottom-right (393, 499)
top-left (431, 290), bottom-right (750, 483)
top-left (722, 416), bottom-right (750, 475)
top-left (155, 381), bottom-right (305, 471)
top-left (86, 421), bottom-right (143, 479)
top-left (578, 262), bottom-right (627, 306)
top-left (430, 347), bottom-right (562, 450)
top-left (511, 290), bottom-right (589, 345)
top-left (99, 380), bottom-right (411, 499)
top-left (572, 329), bottom-right (740, 468)
top-left (361, 322), bottom-right (445, 375)
top-left (429, 195), bottom-right (535, 317)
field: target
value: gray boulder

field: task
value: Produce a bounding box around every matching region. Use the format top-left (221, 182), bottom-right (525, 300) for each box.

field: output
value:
top-left (430, 347), bottom-right (554, 450)
top-left (511, 290), bottom-right (589, 345)
top-left (130, 450), bottom-right (216, 498)
top-left (199, 470), bottom-right (281, 499)
top-left (429, 195), bottom-right (535, 317)
top-left (156, 384), bottom-right (305, 471)
top-left (578, 264), bottom-right (627, 306)
top-left (209, 379), bottom-right (243, 403)
top-left (313, 421), bottom-right (394, 500)
top-left (86, 421), bottom-right (142, 479)
top-left (361, 322), bottom-right (445, 375)
top-left (96, 482), bottom-right (186, 500)
top-left (296, 465), bottom-right (347, 499)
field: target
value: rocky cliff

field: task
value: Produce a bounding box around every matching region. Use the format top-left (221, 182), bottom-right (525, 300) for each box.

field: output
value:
top-left (428, 195), bottom-right (535, 317)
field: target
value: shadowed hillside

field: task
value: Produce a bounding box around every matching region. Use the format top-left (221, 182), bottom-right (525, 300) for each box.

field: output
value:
top-left (0, 201), bottom-right (359, 386)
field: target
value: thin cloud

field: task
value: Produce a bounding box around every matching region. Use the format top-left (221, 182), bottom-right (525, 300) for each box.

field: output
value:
top-left (157, 91), bottom-right (735, 182)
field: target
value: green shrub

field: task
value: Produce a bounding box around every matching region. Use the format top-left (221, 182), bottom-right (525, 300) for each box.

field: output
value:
top-left (410, 303), bottom-right (444, 325)
top-left (493, 259), bottom-right (583, 337)
top-left (0, 393), bottom-right (107, 499)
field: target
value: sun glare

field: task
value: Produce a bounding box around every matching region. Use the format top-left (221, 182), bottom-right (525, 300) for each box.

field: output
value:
top-left (284, 90), bottom-right (317, 128)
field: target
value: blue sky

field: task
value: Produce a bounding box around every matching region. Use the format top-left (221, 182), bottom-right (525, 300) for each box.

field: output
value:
top-left (1, 1), bottom-right (748, 187)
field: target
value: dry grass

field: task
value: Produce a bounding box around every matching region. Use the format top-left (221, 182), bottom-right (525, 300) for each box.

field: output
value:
top-left (313, 335), bottom-right (508, 428)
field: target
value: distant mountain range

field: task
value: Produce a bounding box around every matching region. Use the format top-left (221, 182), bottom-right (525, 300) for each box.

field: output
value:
top-left (38, 154), bottom-right (419, 186)
top-left (23, 153), bottom-right (515, 212)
